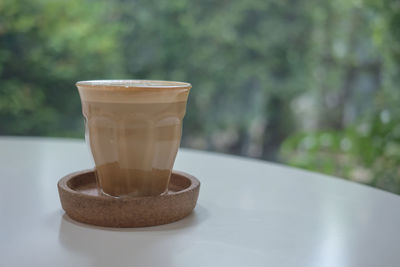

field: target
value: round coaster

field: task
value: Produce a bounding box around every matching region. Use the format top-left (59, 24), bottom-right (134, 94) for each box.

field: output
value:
top-left (58, 169), bottom-right (200, 228)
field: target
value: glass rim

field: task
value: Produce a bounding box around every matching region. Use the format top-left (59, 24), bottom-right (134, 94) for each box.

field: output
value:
top-left (76, 80), bottom-right (192, 90)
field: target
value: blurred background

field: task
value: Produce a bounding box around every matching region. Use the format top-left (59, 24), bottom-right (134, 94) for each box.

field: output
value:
top-left (1, 0), bottom-right (400, 194)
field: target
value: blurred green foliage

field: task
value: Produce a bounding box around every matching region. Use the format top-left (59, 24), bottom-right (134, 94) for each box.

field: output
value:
top-left (1, 0), bottom-right (399, 193)
top-left (281, 112), bottom-right (400, 193)
top-left (0, 0), bottom-right (124, 136)
top-left (281, 0), bottom-right (400, 194)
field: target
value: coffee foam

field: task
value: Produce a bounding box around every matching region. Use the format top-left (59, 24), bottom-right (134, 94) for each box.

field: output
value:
top-left (77, 80), bottom-right (191, 103)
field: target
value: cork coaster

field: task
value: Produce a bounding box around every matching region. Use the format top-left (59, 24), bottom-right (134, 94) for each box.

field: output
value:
top-left (58, 169), bottom-right (200, 228)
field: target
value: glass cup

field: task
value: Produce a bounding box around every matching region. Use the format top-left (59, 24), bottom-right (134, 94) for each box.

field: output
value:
top-left (76, 80), bottom-right (191, 197)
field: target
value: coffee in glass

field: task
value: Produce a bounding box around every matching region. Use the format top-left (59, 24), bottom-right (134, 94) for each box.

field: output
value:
top-left (76, 80), bottom-right (191, 197)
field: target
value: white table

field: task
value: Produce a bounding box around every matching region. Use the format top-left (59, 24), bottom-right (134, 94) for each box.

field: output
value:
top-left (0, 137), bottom-right (399, 267)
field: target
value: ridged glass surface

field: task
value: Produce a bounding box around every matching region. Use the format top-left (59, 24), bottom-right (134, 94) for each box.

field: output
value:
top-left (77, 81), bottom-right (190, 197)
